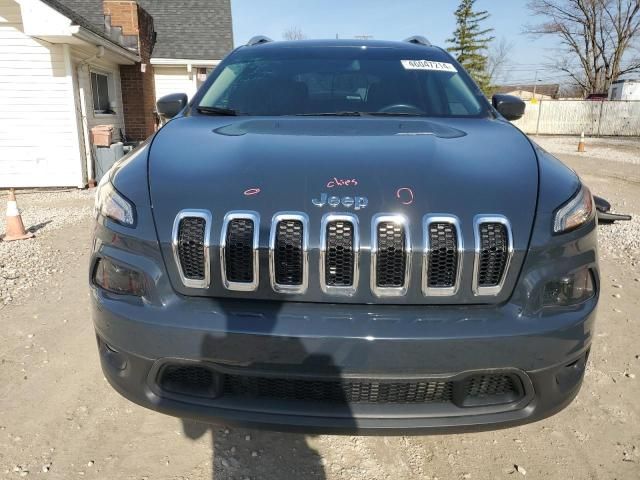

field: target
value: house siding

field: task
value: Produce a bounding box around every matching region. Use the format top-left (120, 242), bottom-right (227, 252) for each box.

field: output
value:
top-left (0, 0), bottom-right (83, 187)
top-left (154, 65), bottom-right (197, 100)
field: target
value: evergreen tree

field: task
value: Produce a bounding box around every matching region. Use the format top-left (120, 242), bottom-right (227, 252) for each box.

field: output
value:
top-left (447, 0), bottom-right (495, 94)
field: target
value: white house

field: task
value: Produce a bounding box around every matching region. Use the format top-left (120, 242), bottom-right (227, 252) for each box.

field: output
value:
top-left (0, 0), bottom-right (138, 187)
top-left (0, 0), bottom-right (233, 188)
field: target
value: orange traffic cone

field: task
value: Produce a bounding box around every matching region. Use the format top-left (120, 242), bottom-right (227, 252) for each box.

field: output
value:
top-left (3, 189), bottom-right (34, 242)
top-left (577, 132), bottom-right (586, 152)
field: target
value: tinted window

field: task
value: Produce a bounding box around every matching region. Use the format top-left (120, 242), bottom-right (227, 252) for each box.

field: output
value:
top-left (198, 45), bottom-right (488, 117)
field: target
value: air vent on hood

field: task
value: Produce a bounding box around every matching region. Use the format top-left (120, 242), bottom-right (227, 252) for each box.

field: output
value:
top-left (269, 213), bottom-right (309, 294)
top-left (320, 214), bottom-right (359, 295)
top-left (172, 210), bottom-right (211, 289)
top-left (473, 216), bottom-right (513, 296)
top-left (221, 212), bottom-right (260, 291)
top-left (371, 215), bottom-right (411, 297)
top-left (423, 215), bottom-right (462, 296)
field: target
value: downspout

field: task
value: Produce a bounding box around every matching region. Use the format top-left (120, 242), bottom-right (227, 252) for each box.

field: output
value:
top-left (76, 45), bottom-right (105, 187)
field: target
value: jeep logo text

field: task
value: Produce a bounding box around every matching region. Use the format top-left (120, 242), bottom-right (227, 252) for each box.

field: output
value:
top-left (312, 193), bottom-right (368, 210)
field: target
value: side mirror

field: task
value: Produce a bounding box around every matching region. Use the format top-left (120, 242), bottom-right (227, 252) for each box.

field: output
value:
top-left (156, 93), bottom-right (188, 122)
top-left (492, 94), bottom-right (526, 121)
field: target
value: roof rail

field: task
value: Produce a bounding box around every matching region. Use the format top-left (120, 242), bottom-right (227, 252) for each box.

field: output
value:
top-left (247, 35), bottom-right (273, 46)
top-left (403, 36), bottom-right (431, 47)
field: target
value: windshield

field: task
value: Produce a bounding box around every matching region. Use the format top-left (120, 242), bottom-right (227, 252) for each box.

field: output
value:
top-left (197, 45), bottom-right (489, 117)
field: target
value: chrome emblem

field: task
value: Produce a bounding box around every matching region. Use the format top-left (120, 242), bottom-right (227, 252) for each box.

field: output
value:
top-left (312, 193), bottom-right (368, 210)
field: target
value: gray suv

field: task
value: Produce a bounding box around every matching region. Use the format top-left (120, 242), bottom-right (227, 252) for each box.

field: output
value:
top-left (90, 37), bottom-right (598, 434)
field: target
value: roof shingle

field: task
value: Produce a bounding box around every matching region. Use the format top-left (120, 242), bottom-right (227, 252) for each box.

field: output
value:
top-left (56, 0), bottom-right (233, 60)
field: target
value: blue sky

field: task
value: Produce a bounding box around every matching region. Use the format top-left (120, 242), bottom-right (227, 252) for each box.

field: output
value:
top-left (230, 0), bottom-right (563, 85)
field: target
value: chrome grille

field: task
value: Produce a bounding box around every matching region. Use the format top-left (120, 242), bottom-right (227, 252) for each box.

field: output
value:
top-left (220, 211), bottom-right (259, 291)
top-left (473, 216), bottom-right (513, 296)
top-left (269, 213), bottom-right (309, 294)
top-left (423, 215), bottom-right (462, 296)
top-left (172, 210), bottom-right (211, 289)
top-left (371, 215), bottom-right (410, 297)
top-left (326, 222), bottom-right (354, 285)
top-left (170, 210), bottom-right (513, 298)
top-left (320, 214), bottom-right (359, 295)
top-left (376, 223), bottom-right (406, 286)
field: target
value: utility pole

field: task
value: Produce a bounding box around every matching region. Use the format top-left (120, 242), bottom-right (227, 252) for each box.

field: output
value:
top-left (532, 70), bottom-right (538, 101)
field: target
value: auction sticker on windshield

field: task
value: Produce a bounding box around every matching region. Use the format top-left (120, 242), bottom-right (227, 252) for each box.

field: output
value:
top-left (401, 60), bottom-right (457, 72)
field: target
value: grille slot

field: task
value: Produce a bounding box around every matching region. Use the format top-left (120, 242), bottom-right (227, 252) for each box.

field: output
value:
top-left (371, 215), bottom-right (410, 296)
top-left (159, 365), bottom-right (218, 398)
top-left (475, 219), bottom-right (511, 295)
top-left (178, 218), bottom-right (206, 279)
top-left (173, 211), bottom-right (211, 288)
top-left (461, 374), bottom-right (523, 406)
top-left (270, 213), bottom-right (308, 293)
top-left (320, 214), bottom-right (359, 295)
top-left (326, 221), bottom-right (354, 286)
top-left (221, 212), bottom-right (259, 291)
top-left (465, 374), bottom-right (517, 397)
top-left (427, 223), bottom-right (458, 287)
top-left (376, 223), bottom-right (406, 287)
top-left (423, 216), bottom-right (461, 296)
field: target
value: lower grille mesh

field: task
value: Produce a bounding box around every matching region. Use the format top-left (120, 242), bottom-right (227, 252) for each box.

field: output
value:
top-left (325, 220), bottom-right (355, 287)
top-left (376, 222), bottom-right (407, 287)
top-left (465, 374), bottom-right (517, 398)
top-left (225, 218), bottom-right (254, 283)
top-left (177, 217), bottom-right (206, 280)
top-left (157, 365), bottom-right (523, 407)
top-left (274, 220), bottom-right (304, 285)
top-left (223, 375), bottom-right (454, 404)
top-left (427, 222), bottom-right (459, 288)
top-left (478, 223), bottom-right (509, 287)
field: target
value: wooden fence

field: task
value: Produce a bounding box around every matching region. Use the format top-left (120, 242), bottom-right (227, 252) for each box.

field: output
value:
top-left (511, 100), bottom-right (640, 136)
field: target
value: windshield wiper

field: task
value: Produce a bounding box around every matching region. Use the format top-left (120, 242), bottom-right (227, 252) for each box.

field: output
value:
top-left (295, 111), bottom-right (363, 116)
top-left (364, 112), bottom-right (426, 117)
top-left (196, 105), bottom-right (238, 116)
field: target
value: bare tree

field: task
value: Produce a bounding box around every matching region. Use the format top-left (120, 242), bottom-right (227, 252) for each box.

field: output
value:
top-left (283, 27), bottom-right (307, 41)
top-left (526, 0), bottom-right (640, 94)
top-left (486, 38), bottom-right (515, 84)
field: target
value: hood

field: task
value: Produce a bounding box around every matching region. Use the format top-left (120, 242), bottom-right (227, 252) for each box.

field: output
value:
top-left (149, 115), bottom-right (538, 304)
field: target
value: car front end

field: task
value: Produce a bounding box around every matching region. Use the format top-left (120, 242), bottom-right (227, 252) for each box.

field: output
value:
top-left (90, 39), bottom-right (598, 434)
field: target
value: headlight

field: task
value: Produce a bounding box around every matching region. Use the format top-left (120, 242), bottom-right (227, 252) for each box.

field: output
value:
top-left (553, 185), bottom-right (594, 234)
top-left (93, 258), bottom-right (145, 296)
top-left (94, 175), bottom-right (136, 227)
top-left (543, 268), bottom-right (595, 307)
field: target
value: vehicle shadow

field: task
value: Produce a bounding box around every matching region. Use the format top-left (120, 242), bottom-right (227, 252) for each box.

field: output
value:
top-left (181, 419), bottom-right (327, 479)
top-left (177, 295), bottom-right (355, 479)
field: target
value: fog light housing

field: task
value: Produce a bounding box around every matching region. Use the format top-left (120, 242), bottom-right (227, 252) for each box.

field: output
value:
top-left (543, 268), bottom-right (595, 307)
top-left (93, 258), bottom-right (145, 296)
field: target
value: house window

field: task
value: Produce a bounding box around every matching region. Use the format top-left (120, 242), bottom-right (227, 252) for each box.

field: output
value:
top-left (91, 71), bottom-right (112, 114)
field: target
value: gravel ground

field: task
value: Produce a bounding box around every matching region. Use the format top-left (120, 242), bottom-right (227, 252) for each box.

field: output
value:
top-left (0, 139), bottom-right (639, 480)
top-left (0, 189), bottom-right (93, 306)
top-left (532, 135), bottom-right (640, 165)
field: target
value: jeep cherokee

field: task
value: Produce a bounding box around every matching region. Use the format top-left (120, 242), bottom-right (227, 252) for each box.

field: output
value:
top-left (90, 37), bottom-right (598, 434)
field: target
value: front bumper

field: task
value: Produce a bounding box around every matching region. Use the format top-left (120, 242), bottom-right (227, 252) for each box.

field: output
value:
top-left (92, 288), bottom-right (595, 434)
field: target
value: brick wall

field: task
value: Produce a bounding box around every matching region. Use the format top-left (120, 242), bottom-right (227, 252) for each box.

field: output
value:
top-left (103, 1), bottom-right (156, 141)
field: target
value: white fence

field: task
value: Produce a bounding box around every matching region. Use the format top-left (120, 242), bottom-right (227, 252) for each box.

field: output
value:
top-left (512, 100), bottom-right (640, 136)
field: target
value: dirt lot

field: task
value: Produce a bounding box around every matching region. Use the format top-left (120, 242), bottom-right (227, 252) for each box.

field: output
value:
top-left (1, 136), bottom-right (639, 480)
